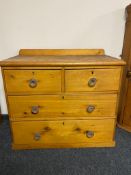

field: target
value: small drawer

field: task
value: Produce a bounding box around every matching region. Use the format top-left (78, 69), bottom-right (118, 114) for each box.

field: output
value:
top-left (11, 119), bottom-right (115, 145)
top-left (65, 68), bottom-right (121, 92)
top-left (4, 69), bottom-right (61, 94)
top-left (8, 94), bottom-right (117, 120)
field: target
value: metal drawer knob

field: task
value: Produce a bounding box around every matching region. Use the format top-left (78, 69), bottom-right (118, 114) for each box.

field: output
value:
top-left (86, 131), bottom-right (94, 138)
top-left (31, 106), bottom-right (39, 114)
top-left (87, 105), bottom-right (95, 113)
top-left (88, 78), bottom-right (97, 87)
top-left (29, 79), bottom-right (37, 88)
top-left (34, 132), bottom-right (41, 141)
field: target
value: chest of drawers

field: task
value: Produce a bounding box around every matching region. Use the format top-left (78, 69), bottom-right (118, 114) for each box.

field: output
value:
top-left (0, 49), bottom-right (125, 149)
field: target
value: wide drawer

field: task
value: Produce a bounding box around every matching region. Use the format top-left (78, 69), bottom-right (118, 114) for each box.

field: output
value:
top-left (65, 68), bottom-right (121, 92)
top-left (3, 69), bottom-right (61, 94)
top-left (11, 119), bottom-right (115, 145)
top-left (8, 94), bottom-right (117, 120)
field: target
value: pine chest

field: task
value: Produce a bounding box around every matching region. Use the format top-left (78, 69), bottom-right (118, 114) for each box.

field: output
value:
top-left (0, 49), bottom-right (125, 150)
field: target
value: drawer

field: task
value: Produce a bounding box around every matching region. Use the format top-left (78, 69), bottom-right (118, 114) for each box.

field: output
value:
top-left (8, 94), bottom-right (117, 120)
top-left (65, 68), bottom-right (121, 92)
top-left (3, 69), bottom-right (61, 94)
top-left (11, 119), bottom-right (115, 145)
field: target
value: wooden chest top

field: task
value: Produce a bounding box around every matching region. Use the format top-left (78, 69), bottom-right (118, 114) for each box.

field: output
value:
top-left (0, 49), bottom-right (125, 67)
top-left (0, 55), bottom-right (125, 67)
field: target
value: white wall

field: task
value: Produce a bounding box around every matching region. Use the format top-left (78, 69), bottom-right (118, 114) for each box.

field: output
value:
top-left (0, 0), bottom-right (130, 114)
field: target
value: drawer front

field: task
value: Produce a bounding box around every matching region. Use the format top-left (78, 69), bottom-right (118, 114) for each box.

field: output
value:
top-left (8, 94), bottom-right (117, 120)
top-left (11, 119), bottom-right (115, 145)
top-left (65, 68), bottom-right (121, 92)
top-left (4, 69), bottom-right (61, 94)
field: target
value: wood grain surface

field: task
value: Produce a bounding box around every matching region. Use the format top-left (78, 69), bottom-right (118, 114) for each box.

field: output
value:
top-left (8, 94), bottom-right (117, 120)
top-left (0, 55), bottom-right (125, 67)
top-left (65, 68), bottom-right (121, 92)
top-left (11, 119), bottom-right (115, 146)
top-left (19, 49), bottom-right (105, 56)
top-left (4, 69), bottom-right (62, 94)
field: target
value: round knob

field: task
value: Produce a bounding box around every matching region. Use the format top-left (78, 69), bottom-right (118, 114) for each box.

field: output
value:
top-left (31, 106), bottom-right (39, 114)
top-left (86, 131), bottom-right (94, 138)
top-left (29, 79), bottom-right (37, 88)
top-left (34, 132), bottom-right (41, 141)
top-left (87, 105), bottom-right (95, 113)
top-left (88, 78), bottom-right (97, 87)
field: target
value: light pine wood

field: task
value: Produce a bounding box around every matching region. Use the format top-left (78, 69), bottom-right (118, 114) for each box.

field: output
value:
top-left (0, 48), bottom-right (125, 149)
top-left (4, 69), bottom-right (62, 94)
top-left (0, 55), bottom-right (125, 67)
top-left (2, 66), bottom-right (122, 70)
top-left (4, 68), bottom-right (121, 95)
top-left (11, 119), bottom-right (115, 145)
top-left (12, 141), bottom-right (115, 150)
top-left (19, 49), bottom-right (105, 56)
top-left (8, 94), bottom-right (117, 120)
top-left (65, 68), bottom-right (121, 92)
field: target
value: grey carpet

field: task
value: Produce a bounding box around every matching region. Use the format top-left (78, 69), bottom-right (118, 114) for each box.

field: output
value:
top-left (0, 119), bottom-right (131, 175)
